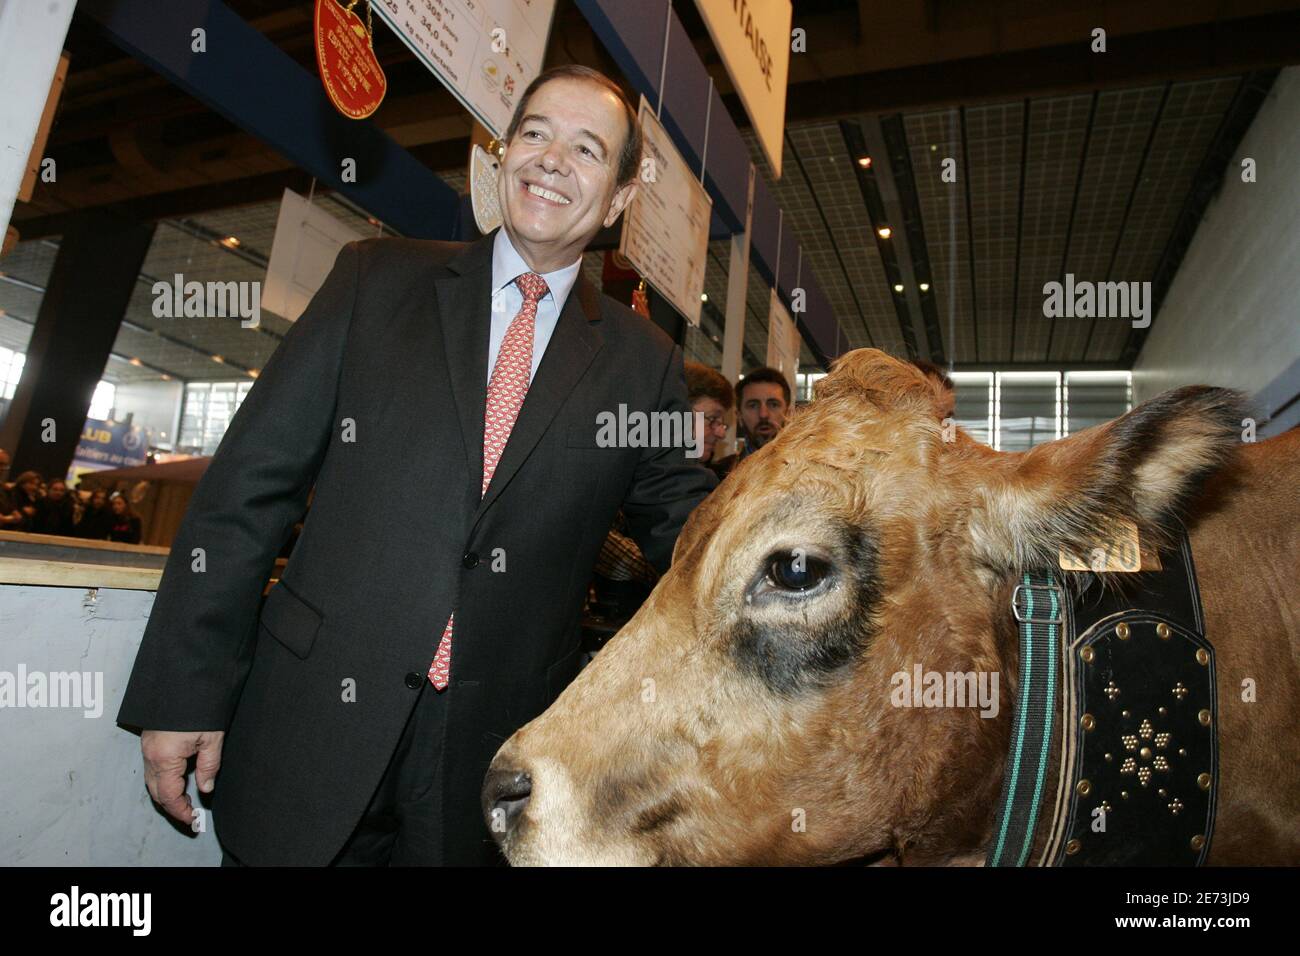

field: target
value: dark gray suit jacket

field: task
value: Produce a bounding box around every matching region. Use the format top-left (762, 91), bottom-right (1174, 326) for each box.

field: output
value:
top-left (116, 231), bottom-right (716, 864)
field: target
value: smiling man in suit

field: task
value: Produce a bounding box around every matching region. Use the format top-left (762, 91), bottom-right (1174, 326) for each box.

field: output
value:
top-left (117, 64), bottom-right (716, 866)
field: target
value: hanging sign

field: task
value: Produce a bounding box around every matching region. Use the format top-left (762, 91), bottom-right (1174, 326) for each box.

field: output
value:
top-left (263, 188), bottom-right (366, 322)
top-left (371, 0), bottom-right (557, 137)
top-left (315, 0), bottom-right (388, 120)
top-left (692, 0), bottom-right (791, 178)
top-left (766, 288), bottom-right (800, 397)
top-left (618, 95), bottom-right (712, 327)
top-left (469, 140), bottom-right (504, 234)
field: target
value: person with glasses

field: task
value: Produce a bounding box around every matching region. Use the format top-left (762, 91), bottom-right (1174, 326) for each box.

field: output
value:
top-left (684, 361), bottom-right (738, 482)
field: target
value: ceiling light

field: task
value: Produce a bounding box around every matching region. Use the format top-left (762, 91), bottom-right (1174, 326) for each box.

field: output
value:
top-left (128, 357), bottom-right (142, 366)
top-left (700, 293), bottom-right (708, 302)
top-left (857, 156), bottom-right (871, 168)
top-left (212, 355), bottom-right (224, 363)
top-left (919, 282), bottom-right (930, 292)
top-left (249, 369), bottom-right (259, 379)
top-left (219, 236), bottom-right (241, 249)
top-left (893, 283), bottom-right (904, 293)
top-left (877, 226), bottom-right (892, 239)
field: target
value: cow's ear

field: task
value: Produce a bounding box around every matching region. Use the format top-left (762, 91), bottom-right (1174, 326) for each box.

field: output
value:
top-left (968, 386), bottom-right (1249, 570)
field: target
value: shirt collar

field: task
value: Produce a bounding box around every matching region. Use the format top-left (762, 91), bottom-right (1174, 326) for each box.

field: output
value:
top-left (491, 227), bottom-right (583, 313)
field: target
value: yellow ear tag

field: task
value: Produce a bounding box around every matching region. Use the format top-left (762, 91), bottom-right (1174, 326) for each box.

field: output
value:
top-left (1058, 517), bottom-right (1161, 573)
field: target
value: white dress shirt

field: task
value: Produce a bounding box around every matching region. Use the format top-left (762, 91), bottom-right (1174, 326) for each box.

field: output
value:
top-left (487, 227), bottom-right (584, 386)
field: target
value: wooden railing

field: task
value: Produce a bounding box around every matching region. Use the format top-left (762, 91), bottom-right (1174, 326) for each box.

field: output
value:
top-left (0, 530), bottom-right (288, 592)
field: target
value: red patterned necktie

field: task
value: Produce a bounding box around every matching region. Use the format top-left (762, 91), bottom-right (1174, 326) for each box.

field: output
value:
top-left (428, 272), bottom-right (549, 690)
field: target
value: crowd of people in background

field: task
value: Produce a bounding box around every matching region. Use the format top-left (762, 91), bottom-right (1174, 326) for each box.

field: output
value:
top-left (0, 448), bottom-right (144, 544)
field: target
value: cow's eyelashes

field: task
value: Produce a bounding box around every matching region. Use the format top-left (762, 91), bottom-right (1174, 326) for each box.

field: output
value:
top-left (756, 550), bottom-right (833, 598)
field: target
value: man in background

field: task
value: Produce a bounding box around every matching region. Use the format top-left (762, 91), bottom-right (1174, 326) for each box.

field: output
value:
top-left (735, 366), bottom-right (792, 462)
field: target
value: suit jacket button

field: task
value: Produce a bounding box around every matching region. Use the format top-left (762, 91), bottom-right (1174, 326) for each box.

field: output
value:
top-left (462, 551), bottom-right (479, 568)
top-left (404, 672), bottom-right (422, 689)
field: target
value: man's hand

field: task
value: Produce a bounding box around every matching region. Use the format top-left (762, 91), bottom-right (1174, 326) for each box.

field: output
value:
top-left (140, 729), bottom-right (225, 825)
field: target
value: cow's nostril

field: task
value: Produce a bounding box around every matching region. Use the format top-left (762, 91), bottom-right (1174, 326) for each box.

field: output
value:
top-left (482, 768), bottom-right (532, 843)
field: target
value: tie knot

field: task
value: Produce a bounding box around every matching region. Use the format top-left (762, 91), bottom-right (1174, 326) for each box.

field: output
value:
top-left (516, 272), bottom-right (548, 304)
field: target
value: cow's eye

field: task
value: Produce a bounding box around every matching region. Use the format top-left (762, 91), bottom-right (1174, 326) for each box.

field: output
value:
top-left (766, 550), bottom-right (831, 593)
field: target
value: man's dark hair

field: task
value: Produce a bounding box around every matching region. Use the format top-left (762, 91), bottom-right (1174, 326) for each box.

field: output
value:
top-left (503, 64), bottom-right (642, 186)
top-left (736, 366), bottom-right (792, 408)
top-left (684, 361), bottom-right (734, 412)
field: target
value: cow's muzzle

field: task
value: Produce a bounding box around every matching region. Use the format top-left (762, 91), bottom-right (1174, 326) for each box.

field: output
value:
top-left (482, 767), bottom-right (532, 844)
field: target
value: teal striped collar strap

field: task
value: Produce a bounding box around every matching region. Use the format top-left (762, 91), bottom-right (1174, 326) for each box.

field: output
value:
top-left (986, 569), bottom-right (1063, 867)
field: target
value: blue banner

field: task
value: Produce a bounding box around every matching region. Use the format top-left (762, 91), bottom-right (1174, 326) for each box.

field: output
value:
top-left (72, 418), bottom-right (150, 473)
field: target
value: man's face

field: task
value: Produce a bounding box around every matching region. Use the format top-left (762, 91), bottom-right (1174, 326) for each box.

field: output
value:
top-left (48, 483), bottom-right (66, 501)
top-left (739, 382), bottom-right (789, 448)
top-left (691, 396), bottom-right (729, 462)
top-left (497, 77), bottom-right (638, 273)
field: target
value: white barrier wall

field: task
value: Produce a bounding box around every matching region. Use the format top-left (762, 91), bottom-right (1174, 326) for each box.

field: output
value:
top-left (1134, 67), bottom-right (1300, 404)
top-left (0, 583), bottom-right (221, 865)
top-left (0, 0), bottom-right (77, 240)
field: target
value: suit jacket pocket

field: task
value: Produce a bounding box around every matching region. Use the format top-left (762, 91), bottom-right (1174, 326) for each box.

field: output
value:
top-left (258, 581), bottom-right (323, 660)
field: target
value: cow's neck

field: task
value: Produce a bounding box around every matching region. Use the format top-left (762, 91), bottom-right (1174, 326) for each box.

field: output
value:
top-left (894, 577), bottom-right (1067, 867)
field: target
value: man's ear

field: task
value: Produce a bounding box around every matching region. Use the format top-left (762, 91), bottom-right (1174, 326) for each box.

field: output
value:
top-left (603, 180), bottom-right (638, 228)
top-left (968, 386), bottom-right (1250, 571)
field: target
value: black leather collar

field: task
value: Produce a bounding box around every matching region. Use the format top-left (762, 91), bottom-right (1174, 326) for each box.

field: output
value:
top-left (987, 525), bottom-right (1219, 866)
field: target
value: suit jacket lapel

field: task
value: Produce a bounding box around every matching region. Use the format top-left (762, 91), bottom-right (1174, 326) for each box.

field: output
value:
top-left (474, 269), bottom-right (604, 524)
top-left (434, 233), bottom-right (495, 499)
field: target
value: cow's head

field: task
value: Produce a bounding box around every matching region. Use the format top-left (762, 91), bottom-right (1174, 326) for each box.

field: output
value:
top-left (484, 349), bottom-right (1246, 865)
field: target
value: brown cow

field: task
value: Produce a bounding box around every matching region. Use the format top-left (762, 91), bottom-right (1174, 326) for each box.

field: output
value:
top-left (484, 348), bottom-right (1300, 865)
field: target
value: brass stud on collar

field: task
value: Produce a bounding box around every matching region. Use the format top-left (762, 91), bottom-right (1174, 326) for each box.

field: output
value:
top-left (1156, 622), bottom-right (1170, 640)
top-left (1198, 709), bottom-right (1211, 727)
top-left (1196, 648), bottom-right (1210, 666)
top-left (1198, 773), bottom-right (1212, 791)
top-left (1191, 834), bottom-right (1206, 851)
top-left (1077, 779), bottom-right (1092, 796)
top-left (1081, 646), bottom-right (1095, 663)
top-left (1081, 713), bottom-right (1096, 731)
top-left (1116, 622), bottom-right (1130, 640)
top-left (1065, 839), bottom-right (1081, 855)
